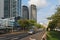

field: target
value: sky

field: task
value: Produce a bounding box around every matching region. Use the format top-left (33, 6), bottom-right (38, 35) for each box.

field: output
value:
top-left (22, 0), bottom-right (60, 25)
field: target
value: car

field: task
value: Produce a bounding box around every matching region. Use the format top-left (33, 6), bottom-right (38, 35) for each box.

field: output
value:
top-left (55, 29), bottom-right (60, 31)
top-left (28, 29), bottom-right (35, 34)
top-left (38, 28), bottom-right (43, 31)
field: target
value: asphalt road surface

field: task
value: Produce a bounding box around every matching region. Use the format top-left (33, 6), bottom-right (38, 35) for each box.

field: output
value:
top-left (0, 33), bottom-right (29, 40)
top-left (0, 30), bottom-right (44, 40)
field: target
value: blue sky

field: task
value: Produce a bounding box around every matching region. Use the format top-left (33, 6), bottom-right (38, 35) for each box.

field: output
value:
top-left (22, 0), bottom-right (60, 25)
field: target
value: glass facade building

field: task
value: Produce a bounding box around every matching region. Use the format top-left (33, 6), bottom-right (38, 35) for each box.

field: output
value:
top-left (22, 5), bottom-right (29, 19)
top-left (10, 0), bottom-right (21, 17)
top-left (29, 4), bottom-right (37, 21)
top-left (17, 0), bottom-right (21, 17)
top-left (0, 0), bottom-right (21, 18)
top-left (4, 0), bottom-right (10, 18)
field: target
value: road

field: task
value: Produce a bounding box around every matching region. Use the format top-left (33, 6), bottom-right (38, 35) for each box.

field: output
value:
top-left (0, 33), bottom-right (29, 40)
top-left (0, 30), bottom-right (44, 40)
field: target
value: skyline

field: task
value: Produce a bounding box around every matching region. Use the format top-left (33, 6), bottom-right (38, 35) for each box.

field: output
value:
top-left (22, 0), bottom-right (60, 25)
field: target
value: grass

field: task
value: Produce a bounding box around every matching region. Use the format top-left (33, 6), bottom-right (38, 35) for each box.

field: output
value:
top-left (47, 31), bottom-right (60, 40)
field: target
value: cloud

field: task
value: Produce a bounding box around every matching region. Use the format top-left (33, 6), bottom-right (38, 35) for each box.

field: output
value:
top-left (57, 0), bottom-right (60, 5)
top-left (28, 0), bottom-right (48, 8)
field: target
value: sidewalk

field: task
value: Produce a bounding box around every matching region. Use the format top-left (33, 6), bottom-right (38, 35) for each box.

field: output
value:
top-left (0, 31), bottom-right (27, 37)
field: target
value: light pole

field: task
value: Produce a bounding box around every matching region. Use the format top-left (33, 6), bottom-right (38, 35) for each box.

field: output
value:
top-left (9, 18), bottom-right (14, 32)
top-left (11, 19), bottom-right (14, 32)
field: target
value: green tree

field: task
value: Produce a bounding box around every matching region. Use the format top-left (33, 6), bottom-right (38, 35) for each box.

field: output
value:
top-left (29, 20), bottom-right (36, 26)
top-left (18, 19), bottom-right (29, 30)
top-left (47, 6), bottom-right (60, 29)
top-left (18, 19), bottom-right (36, 30)
top-left (34, 23), bottom-right (43, 29)
top-left (47, 6), bottom-right (60, 20)
top-left (48, 20), bottom-right (57, 30)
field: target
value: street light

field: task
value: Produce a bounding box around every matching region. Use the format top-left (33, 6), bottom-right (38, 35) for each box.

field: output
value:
top-left (11, 19), bottom-right (15, 32)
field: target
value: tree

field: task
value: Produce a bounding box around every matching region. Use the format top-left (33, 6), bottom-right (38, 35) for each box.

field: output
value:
top-left (29, 20), bottom-right (36, 26)
top-left (47, 6), bottom-right (60, 20)
top-left (34, 23), bottom-right (43, 29)
top-left (47, 6), bottom-right (60, 29)
top-left (48, 20), bottom-right (57, 30)
top-left (18, 19), bottom-right (29, 30)
top-left (18, 19), bottom-right (36, 30)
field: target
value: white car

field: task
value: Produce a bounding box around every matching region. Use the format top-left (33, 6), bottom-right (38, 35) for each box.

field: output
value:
top-left (55, 29), bottom-right (60, 31)
top-left (28, 30), bottom-right (35, 34)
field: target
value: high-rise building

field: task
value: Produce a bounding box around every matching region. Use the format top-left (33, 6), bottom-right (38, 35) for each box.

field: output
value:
top-left (10, 0), bottom-right (17, 18)
top-left (17, 0), bottom-right (22, 17)
top-left (22, 5), bottom-right (29, 19)
top-left (29, 4), bottom-right (37, 21)
top-left (0, 0), bottom-right (21, 18)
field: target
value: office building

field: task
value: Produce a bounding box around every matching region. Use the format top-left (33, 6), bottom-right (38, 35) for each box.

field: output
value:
top-left (0, 0), bottom-right (21, 18)
top-left (17, 0), bottom-right (22, 17)
top-left (29, 4), bottom-right (37, 21)
top-left (22, 5), bottom-right (29, 19)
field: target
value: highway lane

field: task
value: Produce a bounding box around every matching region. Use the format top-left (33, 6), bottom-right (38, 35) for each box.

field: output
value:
top-left (0, 33), bottom-right (29, 40)
top-left (0, 30), bottom-right (45, 40)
